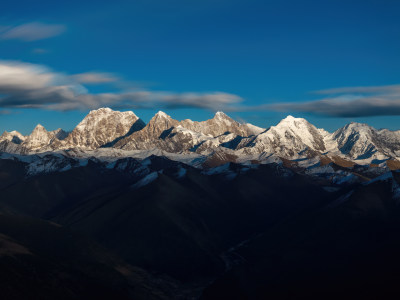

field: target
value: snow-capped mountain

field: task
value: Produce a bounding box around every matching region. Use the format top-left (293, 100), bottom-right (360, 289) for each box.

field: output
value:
top-left (330, 122), bottom-right (400, 161)
top-left (0, 130), bottom-right (25, 144)
top-left (57, 107), bottom-right (145, 150)
top-left (0, 124), bottom-right (66, 154)
top-left (239, 115), bottom-right (327, 158)
top-left (115, 111), bottom-right (254, 153)
top-left (115, 111), bottom-right (180, 150)
top-left (51, 128), bottom-right (68, 140)
top-left (180, 111), bottom-right (264, 137)
top-left (0, 130), bottom-right (26, 153)
top-left (22, 124), bottom-right (56, 151)
top-left (2, 107), bottom-right (400, 169)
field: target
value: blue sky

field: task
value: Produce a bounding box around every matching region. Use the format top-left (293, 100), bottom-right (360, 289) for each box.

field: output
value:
top-left (1, 0), bottom-right (400, 134)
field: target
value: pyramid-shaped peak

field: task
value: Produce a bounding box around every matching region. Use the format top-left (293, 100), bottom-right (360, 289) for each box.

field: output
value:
top-left (23, 123), bottom-right (53, 149)
top-left (214, 111), bottom-right (230, 119)
top-left (213, 111), bottom-right (236, 124)
top-left (153, 111), bottom-right (172, 120)
top-left (29, 124), bottom-right (49, 138)
top-left (33, 123), bottom-right (46, 131)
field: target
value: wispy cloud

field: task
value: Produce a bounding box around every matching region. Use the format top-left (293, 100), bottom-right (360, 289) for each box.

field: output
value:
top-left (0, 61), bottom-right (242, 112)
top-left (268, 84), bottom-right (400, 117)
top-left (71, 72), bottom-right (119, 84)
top-left (3, 61), bottom-right (398, 117)
top-left (0, 22), bottom-right (66, 42)
top-left (313, 85), bottom-right (400, 95)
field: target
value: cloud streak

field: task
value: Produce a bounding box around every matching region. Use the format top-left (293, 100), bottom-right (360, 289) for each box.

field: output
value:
top-left (0, 22), bottom-right (66, 41)
top-left (5, 60), bottom-right (397, 118)
top-left (269, 84), bottom-right (400, 117)
top-left (71, 72), bottom-right (120, 84)
top-left (0, 61), bottom-right (242, 112)
top-left (313, 85), bottom-right (400, 95)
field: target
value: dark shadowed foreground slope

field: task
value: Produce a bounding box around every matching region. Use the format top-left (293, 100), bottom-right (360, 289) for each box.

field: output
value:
top-left (0, 213), bottom-right (170, 300)
top-left (202, 173), bottom-right (400, 300)
top-left (0, 155), bottom-right (335, 298)
top-left (1, 153), bottom-right (400, 299)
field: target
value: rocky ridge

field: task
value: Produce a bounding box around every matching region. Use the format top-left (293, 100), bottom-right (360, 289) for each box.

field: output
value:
top-left (2, 108), bottom-right (400, 168)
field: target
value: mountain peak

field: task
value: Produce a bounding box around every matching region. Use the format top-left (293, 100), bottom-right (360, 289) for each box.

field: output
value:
top-left (275, 116), bottom-right (315, 130)
top-left (148, 111), bottom-right (176, 128)
top-left (76, 108), bottom-right (139, 130)
top-left (274, 116), bottom-right (311, 132)
top-left (22, 123), bottom-right (53, 150)
top-left (87, 107), bottom-right (138, 118)
top-left (33, 124), bottom-right (47, 131)
top-left (151, 111), bottom-right (173, 122)
top-left (155, 111), bottom-right (169, 118)
top-left (51, 128), bottom-right (68, 140)
top-left (64, 107), bottom-right (143, 149)
top-left (9, 130), bottom-right (21, 135)
top-left (0, 130), bottom-right (25, 144)
top-left (214, 111), bottom-right (232, 120)
top-left (1, 130), bottom-right (10, 137)
top-left (346, 122), bottom-right (372, 129)
top-left (333, 123), bottom-right (378, 159)
top-left (255, 115), bottom-right (327, 155)
top-left (212, 111), bottom-right (236, 126)
top-left (336, 122), bottom-right (375, 137)
top-left (280, 115), bottom-right (308, 123)
top-left (89, 107), bottom-right (113, 114)
top-left (215, 111), bottom-right (226, 117)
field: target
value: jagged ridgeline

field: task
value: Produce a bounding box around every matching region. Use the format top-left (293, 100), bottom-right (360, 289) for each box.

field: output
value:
top-left (1, 107), bottom-right (400, 169)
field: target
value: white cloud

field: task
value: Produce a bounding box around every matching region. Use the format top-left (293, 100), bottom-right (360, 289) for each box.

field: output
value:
top-left (268, 84), bottom-right (400, 117)
top-left (0, 22), bottom-right (66, 42)
top-left (0, 61), bottom-right (243, 112)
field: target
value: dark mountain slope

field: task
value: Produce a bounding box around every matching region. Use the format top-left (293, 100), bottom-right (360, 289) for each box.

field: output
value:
top-left (0, 158), bottom-right (26, 190)
top-left (0, 213), bottom-right (168, 300)
top-left (202, 174), bottom-right (400, 300)
top-left (0, 157), bottom-right (336, 286)
top-left (0, 160), bottom-right (133, 218)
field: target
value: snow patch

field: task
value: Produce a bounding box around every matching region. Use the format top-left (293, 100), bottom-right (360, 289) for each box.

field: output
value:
top-left (131, 172), bottom-right (159, 189)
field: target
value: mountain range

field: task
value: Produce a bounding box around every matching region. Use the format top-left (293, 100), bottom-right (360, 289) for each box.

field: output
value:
top-left (1, 107), bottom-right (400, 169)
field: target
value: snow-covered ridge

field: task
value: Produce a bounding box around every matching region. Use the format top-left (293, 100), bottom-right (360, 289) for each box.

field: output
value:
top-left (1, 108), bottom-right (400, 167)
top-left (0, 130), bottom-right (25, 144)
